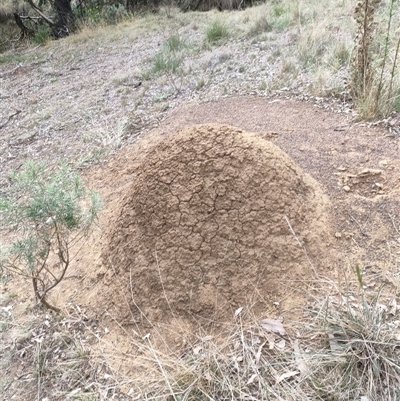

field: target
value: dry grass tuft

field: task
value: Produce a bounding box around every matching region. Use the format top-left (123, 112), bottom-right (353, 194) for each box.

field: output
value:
top-left (119, 309), bottom-right (309, 401)
top-left (350, 0), bottom-right (400, 118)
top-left (305, 269), bottom-right (400, 400)
top-left (2, 270), bottom-right (400, 400)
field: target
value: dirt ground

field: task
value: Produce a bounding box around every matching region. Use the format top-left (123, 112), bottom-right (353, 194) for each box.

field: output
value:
top-left (2, 95), bottom-right (400, 399)
top-left (51, 95), bottom-right (400, 326)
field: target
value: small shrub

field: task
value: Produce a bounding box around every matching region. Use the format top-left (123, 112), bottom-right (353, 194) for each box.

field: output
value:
top-left (269, 4), bottom-right (292, 32)
top-left (350, 0), bottom-right (400, 118)
top-left (153, 51), bottom-right (182, 74)
top-left (33, 25), bottom-right (51, 45)
top-left (298, 27), bottom-right (328, 68)
top-left (78, 4), bottom-right (102, 24)
top-left (164, 33), bottom-right (184, 51)
top-left (332, 42), bottom-right (351, 69)
top-left (272, 4), bottom-right (285, 18)
top-left (0, 17), bottom-right (20, 53)
top-left (196, 78), bottom-right (205, 90)
top-left (308, 268), bottom-right (400, 400)
top-left (152, 34), bottom-right (186, 75)
top-left (0, 161), bottom-right (101, 312)
top-left (102, 3), bottom-right (128, 24)
top-left (205, 19), bottom-right (229, 45)
top-left (248, 14), bottom-right (272, 36)
top-left (258, 80), bottom-right (267, 90)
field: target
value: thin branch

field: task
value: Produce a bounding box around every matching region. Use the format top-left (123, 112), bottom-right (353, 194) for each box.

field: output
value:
top-left (349, 213), bottom-right (371, 237)
top-left (0, 110), bottom-right (21, 130)
top-left (25, 0), bottom-right (55, 26)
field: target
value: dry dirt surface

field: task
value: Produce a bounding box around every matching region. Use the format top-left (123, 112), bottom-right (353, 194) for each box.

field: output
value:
top-left (103, 123), bottom-right (331, 327)
top-left (71, 96), bottom-right (400, 332)
top-left (2, 94), bottom-right (400, 399)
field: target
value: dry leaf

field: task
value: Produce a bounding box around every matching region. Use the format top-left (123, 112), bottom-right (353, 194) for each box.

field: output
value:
top-left (276, 370), bottom-right (299, 384)
top-left (247, 373), bottom-right (258, 385)
top-left (193, 346), bottom-right (202, 355)
top-left (293, 339), bottom-right (308, 375)
top-left (389, 299), bottom-right (397, 315)
top-left (276, 339), bottom-right (285, 350)
top-left (260, 319), bottom-right (285, 335)
top-left (66, 388), bottom-right (82, 398)
top-left (255, 342), bottom-right (266, 364)
top-left (235, 307), bottom-right (243, 317)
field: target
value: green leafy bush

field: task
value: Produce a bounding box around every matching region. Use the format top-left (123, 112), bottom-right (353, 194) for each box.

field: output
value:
top-left (33, 25), bottom-right (52, 45)
top-left (0, 161), bottom-right (101, 312)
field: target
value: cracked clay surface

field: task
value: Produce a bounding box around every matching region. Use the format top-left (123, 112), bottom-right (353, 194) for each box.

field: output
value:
top-left (104, 124), bottom-right (331, 325)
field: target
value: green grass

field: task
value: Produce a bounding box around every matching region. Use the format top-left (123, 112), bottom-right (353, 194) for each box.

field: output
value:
top-left (205, 19), bottom-right (229, 45)
top-left (0, 53), bottom-right (28, 65)
top-left (152, 34), bottom-right (187, 75)
top-left (33, 25), bottom-right (52, 45)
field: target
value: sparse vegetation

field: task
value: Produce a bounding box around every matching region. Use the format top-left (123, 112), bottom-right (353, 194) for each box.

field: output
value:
top-left (33, 24), bottom-right (52, 45)
top-left (248, 13), bottom-right (272, 36)
top-left (350, 0), bottom-right (400, 119)
top-left (0, 161), bottom-right (101, 312)
top-left (307, 268), bottom-right (400, 400)
top-left (152, 34), bottom-right (186, 75)
top-left (205, 19), bottom-right (229, 45)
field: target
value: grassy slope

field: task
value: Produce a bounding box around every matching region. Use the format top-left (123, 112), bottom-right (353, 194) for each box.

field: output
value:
top-left (0, 1), bottom-right (357, 182)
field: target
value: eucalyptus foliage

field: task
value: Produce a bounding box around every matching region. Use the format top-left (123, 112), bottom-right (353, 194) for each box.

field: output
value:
top-left (0, 161), bottom-right (101, 311)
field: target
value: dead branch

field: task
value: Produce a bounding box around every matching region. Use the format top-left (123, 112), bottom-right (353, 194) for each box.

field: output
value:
top-left (13, 13), bottom-right (35, 39)
top-left (0, 110), bottom-right (22, 130)
top-left (25, 0), bottom-right (55, 26)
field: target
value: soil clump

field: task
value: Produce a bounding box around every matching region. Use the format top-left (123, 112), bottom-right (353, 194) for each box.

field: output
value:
top-left (104, 124), bottom-right (331, 327)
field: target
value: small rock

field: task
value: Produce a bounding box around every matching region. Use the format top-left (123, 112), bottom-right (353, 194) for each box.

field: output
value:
top-left (343, 185), bottom-right (351, 192)
top-left (335, 232), bottom-right (342, 238)
top-left (358, 168), bottom-right (382, 176)
top-left (379, 160), bottom-right (389, 167)
top-left (344, 232), bottom-right (354, 239)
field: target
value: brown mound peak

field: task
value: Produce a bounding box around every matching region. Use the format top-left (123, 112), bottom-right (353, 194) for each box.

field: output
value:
top-left (104, 124), bottom-right (330, 326)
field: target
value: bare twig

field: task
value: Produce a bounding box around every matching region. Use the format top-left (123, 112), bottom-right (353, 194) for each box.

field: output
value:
top-left (25, 0), bottom-right (55, 26)
top-left (0, 110), bottom-right (21, 130)
top-left (349, 213), bottom-right (371, 237)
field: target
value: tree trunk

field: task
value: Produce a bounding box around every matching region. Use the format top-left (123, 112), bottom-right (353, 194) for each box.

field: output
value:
top-left (13, 13), bottom-right (35, 39)
top-left (54, 0), bottom-right (75, 37)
